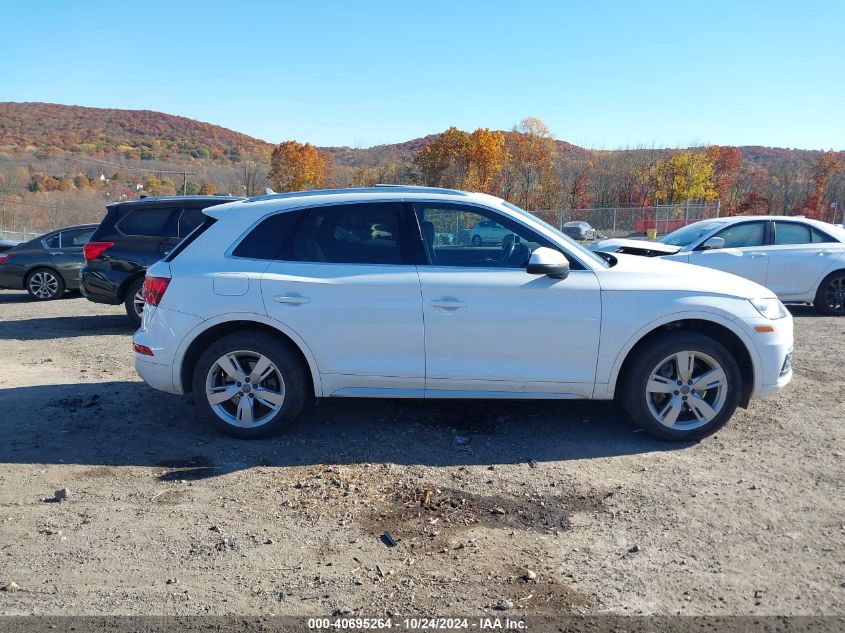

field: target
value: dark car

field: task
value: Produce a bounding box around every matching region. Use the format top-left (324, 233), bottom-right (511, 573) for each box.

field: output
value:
top-left (0, 225), bottom-right (97, 300)
top-left (81, 195), bottom-right (242, 326)
top-left (562, 221), bottom-right (597, 241)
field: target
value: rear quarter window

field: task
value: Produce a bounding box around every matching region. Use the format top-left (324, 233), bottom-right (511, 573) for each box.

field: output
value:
top-left (232, 211), bottom-right (303, 259)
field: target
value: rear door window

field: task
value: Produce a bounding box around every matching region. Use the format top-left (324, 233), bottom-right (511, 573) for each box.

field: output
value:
top-left (60, 228), bottom-right (95, 247)
top-left (43, 233), bottom-right (60, 248)
top-left (282, 202), bottom-right (407, 265)
top-left (774, 222), bottom-right (812, 245)
top-left (117, 207), bottom-right (180, 237)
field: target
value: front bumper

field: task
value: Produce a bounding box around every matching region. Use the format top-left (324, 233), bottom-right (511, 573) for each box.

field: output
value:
top-left (745, 314), bottom-right (794, 400)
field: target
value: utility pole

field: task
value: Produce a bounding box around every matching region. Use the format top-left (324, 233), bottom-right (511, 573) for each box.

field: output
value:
top-left (182, 171), bottom-right (196, 195)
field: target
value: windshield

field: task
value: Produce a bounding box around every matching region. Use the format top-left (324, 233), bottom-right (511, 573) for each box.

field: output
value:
top-left (658, 221), bottom-right (725, 246)
top-left (502, 201), bottom-right (609, 268)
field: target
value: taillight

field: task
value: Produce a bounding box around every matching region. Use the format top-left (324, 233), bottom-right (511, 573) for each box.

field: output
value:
top-left (83, 241), bottom-right (114, 260)
top-left (142, 276), bottom-right (170, 307)
top-left (0, 254), bottom-right (9, 264)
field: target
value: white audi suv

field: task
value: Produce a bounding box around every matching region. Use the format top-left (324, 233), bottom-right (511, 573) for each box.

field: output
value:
top-left (133, 186), bottom-right (793, 441)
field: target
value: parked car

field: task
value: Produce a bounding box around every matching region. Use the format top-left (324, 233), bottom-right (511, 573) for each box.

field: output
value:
top-left (0, 239), bottom-right (22, 253)
top-left (133, 186), bottom-right (793, 442)
top-left (81, 195), bottom-right (242, 326)
top-left (469, 219), bottom-right (513, 245)
top-left (562, 221), bottom-right (597, 241)
top-left (0, 224), bottom-right (97, 300)
top-left (590, 216), bottom-right (845, 315)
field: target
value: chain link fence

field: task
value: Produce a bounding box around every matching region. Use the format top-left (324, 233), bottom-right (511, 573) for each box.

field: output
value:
top-left (0, 229), bottom-right (40, 242)
top-left (532, 203), bottom-right (721, 239)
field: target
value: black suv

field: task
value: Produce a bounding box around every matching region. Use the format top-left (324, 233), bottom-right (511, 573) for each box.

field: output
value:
top-left (81, 195), bottom-right (242, 325)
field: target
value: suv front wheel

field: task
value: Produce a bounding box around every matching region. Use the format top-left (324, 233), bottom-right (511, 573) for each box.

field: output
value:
top-left (192, 332), bottom-right (308, 438)
top-left (621, 332), bottom-right (742, 441)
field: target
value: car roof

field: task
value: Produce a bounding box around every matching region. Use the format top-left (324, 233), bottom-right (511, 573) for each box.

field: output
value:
top-left (42, 223), bottom-right (100, 233)
top-left (203, 186), bottom-right (504, 219)
top-left (107, 195), bottom-right (244, 210)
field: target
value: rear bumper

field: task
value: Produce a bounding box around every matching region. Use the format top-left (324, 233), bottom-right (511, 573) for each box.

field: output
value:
top-left (80, 268), bottom-right (130, 305)
top-left (135, 356), bottom-right (182, 394)
top-left (0, 269), bottom-right (24, 290)
top-left (133, 305), bottom-right (203, 395)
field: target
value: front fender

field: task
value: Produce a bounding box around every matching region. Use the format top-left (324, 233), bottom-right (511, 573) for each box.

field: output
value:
top-left (595, 293), bottom-right (764, 399)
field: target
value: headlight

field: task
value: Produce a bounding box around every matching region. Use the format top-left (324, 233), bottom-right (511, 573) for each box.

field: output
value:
top-left (750, 297), bottom-right (788, 320)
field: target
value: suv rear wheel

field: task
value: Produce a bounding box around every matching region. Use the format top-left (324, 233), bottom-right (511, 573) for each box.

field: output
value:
top-left (124, 278), bottom-right (145, 327)
top-left (192, 332), bottom-right (308, 438)
top-left (621, 332), bottom-right (742, 441)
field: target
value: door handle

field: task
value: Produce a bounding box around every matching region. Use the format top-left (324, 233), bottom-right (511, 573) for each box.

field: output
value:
top-left (49, 252), bottom-right (64, 255)
top-left (274, 295), bottom-right (311, 305)
top-left (430, 299), bottom-right (466, 310)
top-left (749, 252), bottom-right (767, 258)
top-left (816, 250), bottom-right (834, 256)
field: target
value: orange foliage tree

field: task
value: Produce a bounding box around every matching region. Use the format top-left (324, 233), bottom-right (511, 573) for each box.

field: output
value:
top-left (507, 117), bottom-right (556, 210)
top-left (268, 141), bottom-right (330, 192)
top-left (795, 151), bottom-right (843, 219)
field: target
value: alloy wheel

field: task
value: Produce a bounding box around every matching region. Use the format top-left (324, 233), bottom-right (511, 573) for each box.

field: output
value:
top-left (205, 350), bottom-right (286, 428)
top-left (823, 276), bottom-right (845, 315)
top-left (29, 271), bottom-right (59, 299)
top-left (133, 287), bottom-right (145, 318)
top-left (645, 350), bottom-right (727, 430)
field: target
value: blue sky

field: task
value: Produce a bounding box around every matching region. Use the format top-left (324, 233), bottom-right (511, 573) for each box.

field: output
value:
top-left (1, 0), bottom-right (843, 149)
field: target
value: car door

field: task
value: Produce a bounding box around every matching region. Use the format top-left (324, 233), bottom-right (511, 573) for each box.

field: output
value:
top-left (685, 220), bottom-right (770, 286)
top-left (414, 202), bottom-right (602, 397)
top-left (765, 221), bottom-right (843, 299)
top-left (48, 227), bottom-right (95, 286)
top-left (261, 202), bottom-right (426, 395)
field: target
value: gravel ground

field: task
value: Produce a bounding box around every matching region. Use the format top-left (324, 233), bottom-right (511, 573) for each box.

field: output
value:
top-left (0, 290), bottom-right (843, 617)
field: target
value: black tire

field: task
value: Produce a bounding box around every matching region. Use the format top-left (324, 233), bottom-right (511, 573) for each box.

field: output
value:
top-left (26, 267), bottom-right (65, 301)
top-left (471, 235), bottom-right (482, 246)
top-left (621, 332), bottom-right (742, 441)
top-left (124, 277), bottom-right (144, 328)
top-left (813, 270), bottom-right (845, 316)
top-left (191, 331), bottom-right (308, 439)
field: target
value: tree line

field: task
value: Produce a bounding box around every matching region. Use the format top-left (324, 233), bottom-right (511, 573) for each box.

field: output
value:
top-left (267, 117), bottom-right (844, 220)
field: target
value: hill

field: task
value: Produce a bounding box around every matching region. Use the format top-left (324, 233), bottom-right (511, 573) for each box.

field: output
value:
top-left (0, 102), bottom-right (274, 164)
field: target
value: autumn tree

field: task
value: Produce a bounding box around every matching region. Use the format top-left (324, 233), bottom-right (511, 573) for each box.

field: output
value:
top-left (507, 117), bottom-right (556, 209)
top-left (465, 128), bottom-right (506, 193)
top-left (706, 145), bottom-right (742, 211)
top-left (651, 150), bottom-right (717, 204)
top-left (141, 176), bottom-right (177, 196)
top-left (413, 127), bottom-right (472, 188)
top-left (268, 141), bottom-right (330, 192)
top-left (198, 181), bottom-right (218, 195)
top-left (795, 151), bottom-right (843, 219)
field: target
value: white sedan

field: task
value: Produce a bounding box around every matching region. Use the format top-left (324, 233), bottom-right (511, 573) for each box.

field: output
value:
top-left (591, 216), bottom-right (845, 315)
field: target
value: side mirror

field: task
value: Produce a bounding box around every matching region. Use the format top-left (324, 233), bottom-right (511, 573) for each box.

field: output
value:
top-left (527, 247), bottom-right (570, 279)
top-left (700, 236), bottom-right (725, 251)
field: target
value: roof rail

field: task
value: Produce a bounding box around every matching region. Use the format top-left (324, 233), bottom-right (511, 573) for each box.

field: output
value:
top-left (246, 186), bottom-right (470, 203)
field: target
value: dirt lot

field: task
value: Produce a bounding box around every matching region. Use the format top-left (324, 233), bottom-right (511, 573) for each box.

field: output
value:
top-left (0, 289), bottom-right (843, 618)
